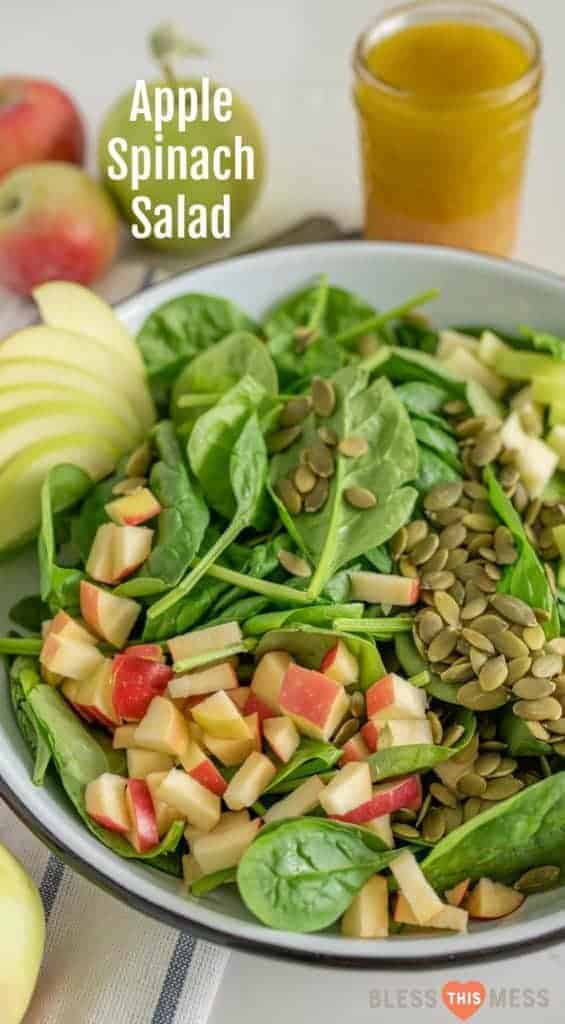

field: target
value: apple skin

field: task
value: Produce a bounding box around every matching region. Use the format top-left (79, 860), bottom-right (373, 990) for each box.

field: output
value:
top-left (0, 76), bottom-right (84, 180)
top-left (0, 163), bottom-right (119, 295)
top-left (112, 655), bottom-right (173, 721)
top-left (0, 842), bottom-right (45, 1024)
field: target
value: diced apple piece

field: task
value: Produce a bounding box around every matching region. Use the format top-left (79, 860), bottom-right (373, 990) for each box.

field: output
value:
top-left (113, 525), bottom-right (154, 581)
top-left (319, 762), bottom-right (372, 817)
top-left (179, 742), bottom-right (228, 796)
top-left (157, 769), bottom-right (221, 832)
top-left (86, 773), bottom-right (130, 834)
top-left (47, 610), bottom-right (97, 646)
top-left (548, 425), bottom-right (565, 471)
top-left (80, 580), bottom-right (141, 648)
top-left (500, 412), bottom-right (558, 498)
top-left (464, 878), bottom-right (525, 919)
top-left (378, 719), bottom-right (433, 748)
top-left (393, 894), bottom-right (468, 933)
top-left (333, 775), bottom-right (422, 824)
top-left (126, 749), bottom-right (174, 778)
top-left (321, 640), bottom-right (359, 686)
top-left (364, 815), bottom-right (394, 849)
top-left (390, 850), bottom-right (444, 925)
top-left (126, 441), bottom-right (152, 478)
top-left (366, 674), bottom-right (427, 722)
top-left (125, 778), bottom-right (159, 853)
top-left (243, 691), bottom-right (274, 723)
top-left (146, 771), bottom-right (181, 836)
top-left (113, 724), bottom-right (139, 749)
top-left (442, 346), bottom-right (507, 398)
top-left (341, 875), bottom-right (388, 938)
top-left (41, 633), bottom-right (104, 682)
top-left (133, 696), bottom-right (189, 756)
top-left (168, 661), bottom-right (238, 700)
top-left (105, 487), bottom-right (161, 526)
top-left (263, 775), bottom-right (326, 825)
top-left (203, 713), bottom-right (259, 766)
top-left (228, 687), bottom-right (250, 711)
top-left (192, 690), bottom-right (252, 740)
top-left (360, 720), bottom-right (382, 753)
top-left (263, 716), bottom-right (300, 763)
top-left (86, 523), bottom-right (118, 584)
top-left (185, 811), bottom-right (252, 847)
top-left (437, 328), bottom-right (479, 360)
top-left (182, 854), bottom-right (203, 887)
top-left (340, 733), bottom-right (370, 765)
top-left (511, 386), bottom-right (544, 437)
top-left (350, 572), bottom-right (420, 607)
top-left (168, 622), bottom-right (243, 664)
top-left (445, 879), bottom-right (471, 908)
top-left (124, 643), bottom-right (164, 662)
top-left (224, 752), bottom-right (276, 811)
top-left (192, 817), bottom-right (261, 875)
top-left (279, 663), bottom-right (349, 741)
top-left (112, 655), bottom-right (173, 721)
top-left (250, 651), bottom-right (293, 713)
top-left (71, 659), bottom-right (120, 727)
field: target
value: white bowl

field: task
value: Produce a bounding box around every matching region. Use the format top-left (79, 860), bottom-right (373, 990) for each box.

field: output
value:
top-left (3, 241), bottom-right (565, 968)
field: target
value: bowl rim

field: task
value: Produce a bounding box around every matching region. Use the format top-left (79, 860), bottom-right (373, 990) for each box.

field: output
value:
top-left (4, 239), bottom-right (565, 969)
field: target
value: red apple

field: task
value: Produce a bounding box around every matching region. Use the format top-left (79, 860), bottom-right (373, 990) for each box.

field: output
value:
top-left (0, 76), bottom-right (83, 181)
top-left (124, 643), bottom-right (164, 663)
top-left (350, 571), bottom-right (420, 606)
top-left (332, 775), bottom-right (422, 824)
top-left (279, 663), bottom-right (349, 741)
top-left (41, 632), bottom-right (104, 682)
top-left (378, 719), bottom-right (433, 748)
top-left (464, 878), bottom-right (525, 919)
top-left (366, 674), bottom-right (427, 722)
top-left (125, 778), bottom-right (159, 853)
top-left (112, 655), bottom-right (173, 721)
top-left (179, 742), bottom-right (228, 796)
top-left (263, 716), bottom-right (300, 763)
top-left (168, 661), bottom-right (238, 700)
top-left (360, 720), bottom-right (383, 754)
top-left (105, 487), bottom-right (162, 527)
top-left (86, 523), bottom-right (153, 585)
top-left (168, 622), bottom-right (242, 664)
top-left (250, 651), bottom-right (293, 713)
top-left (80, 580), bottom-right (141, 648)
top-left (320, 641), bottom-right (359, 686)
top-left (227, 687), bottom-right (251, 712)
top-left (46, 609), bottom-right (97, 647)
top-left (243, 691), bottom-right (275, 724)
top-left (319, 763), bottom-right (372, 816)
top-left (0, 163), bottom-right (119, 295)
top-left (390, 850), bottom-right (444, 925)
top-left (69, 659), bottom-right (120, 728)
top-left (340, 732), bottom-right (370, 765)
top-left (146, 771), bottom-right (181, 836)
top-left (85, 773), bottom-right (130, 834)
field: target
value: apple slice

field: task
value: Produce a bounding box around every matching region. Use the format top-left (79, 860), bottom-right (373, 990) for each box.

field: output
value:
top-left (263, 716), bottom-right (300, 763)
top-left (70, 659), bottom-right (120, 727)
top-left (350, 572), bottom-right (420, 606)
top-left (85, 773), bottom-right (130, 834)
top-left (365, 815), bottom-right (394, 849)
top-left (126, 749), bottom-right (174, 778)
top-left (390, 850), bottom-right (444, 925)
top-left (124, 643), bottom-right (164, 663)
top-left (41, 632), bottom-right (104, 681)
top-left (366, 674), bottom-right (427, 721)
top-left (80, 580), bottom-right (141, 648)
top-left (112, 655), bottom-right (173, 721)
top-left (341, 875), bottom-right (389, 939)
top-left (224, 752), bottom-right (276, 811)
top-left (146, 771), bottom-right (181, 836)
top-left (125, 778), bottom-right (159, 853)
top-left (182, 854), bottom-right (203, 887)
top-left (360, 720), bottom-right (382, 753)
top-left (86, 523), bottom-right (153, 584)
top-left (445, 879), bottom-right (471, 908)
top-left (133, 695), bottom-right (189, 756)
top-left (113, 724), bottom-right (138, 750)
top-left (191, 817), bottom-right (261, 875)
top-left (250, 651), bottom-right (293, 713)
top-left (178, 742), bottom-right (228, 796)
top-left (340, 732), bottom-right (370, 765)
top-left (243, 691), bottom-right (274, 723)
top-left (319, 763), bottom-right (372, 817)
top-left (279, 663), bottom-right (349, 741)
top-left (378, 719), bottom-right (433, 748)
top-left (105, 487), bottom-right (162, 526)
top-left (192, 690), bottom-right (252, 740)
top-left (168, 661), bottom-right (238, 700)
top-left (321, 640), bottom-right (359, 686)
top-left (394, 894), bottom-right (468, 933)
top-left (333, 775), bottom-right (422, 824)
top-left (157, 769), bottom-right (221, 832)
top-left (168, 622), bottom-right (243, 664)
top-left (228, 687), bottom-right (250, 711)
top-left (263, 775), bottom-right (326, 825)
top-left (202, 713), bottom-right (259, 766)
top-left (86, 523), bottom-right (116, 584)
top-left (464, 878), bottom-right (525, 919)
top-left (185, 810), bottom-right (252, 846)
top-left (46, 610), bottom-right (97, 646)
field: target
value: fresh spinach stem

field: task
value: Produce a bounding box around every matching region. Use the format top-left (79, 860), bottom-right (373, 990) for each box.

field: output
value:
top-left (332, 616), bottom-right (414, 636)
top-left (0, 637), bottom-right (42, 655)
top-left (307, 456), bottom-right (346, 600)
top-left (307, 274), bottom-right (330, 331)
top-left (177, 393), bottom-right (220, 408)
top-left (206, 564), bottom-right (311, 605)
top-left (337, 289), bottom-right (440, 348)
top-left (408, 671), bottom-right (431, 688)
top-left (173, 639), bottom-right (257, 674)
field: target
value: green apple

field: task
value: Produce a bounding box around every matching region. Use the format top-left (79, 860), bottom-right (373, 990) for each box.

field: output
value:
top-left (0, 843), bottom-right (45, 1024)
top-left (0, 386), bottom-right (139, 445)
top-left (0, 433), bottom-right (119, 554)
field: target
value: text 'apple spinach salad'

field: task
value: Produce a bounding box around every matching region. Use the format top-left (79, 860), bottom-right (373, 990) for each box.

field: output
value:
top-left (6, 273), bottom-right (565, 939)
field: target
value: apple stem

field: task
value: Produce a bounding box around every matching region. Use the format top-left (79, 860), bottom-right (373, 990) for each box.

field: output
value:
top-left (149, 21), bottom-right (208, 86)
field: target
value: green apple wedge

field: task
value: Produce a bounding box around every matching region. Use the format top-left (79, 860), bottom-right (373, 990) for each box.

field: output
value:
top-left (0, 359), bottom-right (142, 439)
top-left (0, 401), bottom-right (138, 473)
top-left (33, 281), bottom-right (146, 377)
top-left (0, 843), bottom-right (45, 1024)
top-left (0, 386), bottom-right (140, 443)
top-left (0, 326), bottom-right (155, 432)
top-left (0, 433), bottom-right (119, 555)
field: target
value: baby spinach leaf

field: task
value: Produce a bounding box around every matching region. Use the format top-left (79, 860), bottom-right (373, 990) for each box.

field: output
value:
top-left (498, 705), bottom-right (553, 757)
top-left (190, 867), bottom-right (237, 897)
top-left (255, 625), bottom-right (384, 690)
top-left (237, 817), bottom-right (400, 932)
top-left (364, 346), bottom-right (467, 398)
top-left (333, 616), bottom-right (414, 639)
top-left (38, 465), bottom-right (92, 612)
top-left (423, 775), bottom-right (565, 892)
top-left (364, 544), bottom-right (393, 574)
top-left (394, 633), bottom-right (458, 703)
top-left (415, 445), bottom-right (462, 494)
top-left (389, 319), bottom-right (439, 355)
top-left (334, 290), bottom-right (439, 348)
top-left (410, 418), bottom-right (462, 473)
top-left (9, 595), bottom-right (49, 633)
top-left (520, 326), bottom-right (565, 361)
top-left (8, 657), bottom-right (52, 785)
top-left (367, 709), bottom-right (475, 783)
top-left (243, 603), bottom-right (363, 636)
top-left (206, 596), bottom-right (270, 628)
top-left (72, 464), bottom-right (124, 562)
top-left (270, 370), bottom-right (419, 599)
top-left (395, 381), bottom-right (448, 416)
top-left (264, 739), bottom-right (342, 795)
top-left (264, 278), bottom-right (376, 347)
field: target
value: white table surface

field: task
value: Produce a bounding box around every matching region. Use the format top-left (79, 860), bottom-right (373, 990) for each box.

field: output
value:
top-left (7, 0), bottom-right (565, 1019)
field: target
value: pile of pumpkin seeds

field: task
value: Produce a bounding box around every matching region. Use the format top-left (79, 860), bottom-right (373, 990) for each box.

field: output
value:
top-left (270, 377), bottom-right (377, 520)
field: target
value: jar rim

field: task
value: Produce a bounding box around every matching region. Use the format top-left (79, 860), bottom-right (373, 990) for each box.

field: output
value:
top-left (353, 0), bottom-right (543, 108)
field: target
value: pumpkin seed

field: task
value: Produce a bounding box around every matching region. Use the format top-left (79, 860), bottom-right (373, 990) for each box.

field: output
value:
top-left (429, 782), bottom-right (457, 808)
top-left (474, 752), bottom-right (502, 777)
top-left (305, 442), bottom-right (334, 478)
top-left (494, 527), bottom-right (518, 565)
top-left (470, 614), bottom-right (508, 637)
top-left (476, 571), bottom-right (499, 594)
top-left (548, 638), bottom-right (565, 656)
top-left (411, 534), bottom-right (440, 565)
top-left (466, 533), bottom-right (493, 554)
top-left (506, 656), bottom-right (533, 684)
top-left (268, 425), bottom-right (302, 452)
top-left (463, 481), bottom-right (488, 500)
top-left (441, 661), bottom-right (475, 684)
top-left (552, 741), bottom-right (565, 756)
top-left (445, 399), bottom-right (468, 417)
top-left (547, 719), bottom-right (565, 735)
top-left (463, 797), bottom-right (483, 821)
top-left (482, 777), bottom-right (523, 801)
top-left (513, 697), bottom-right (563, 721)
top-left (424, 481), bottom-right (463, 512)
top-left (392, 823), bottom-right (421, 841)
top-left (458, 681), bottom-right (507, 711)
top-left (399, 556), bottom-right (419, 578)
top-left (472, 431), bottom-right (503, 466)
top-left (462, 628), bottom-right (495, 654)
top-left (525, 498), bottom-right (543, 526)
top-left (317, 426), bottom-right (338, 446)
top-left (304, 477), bottom-right (329, 513)
top-left (294, 464), bottom-right (317, 494)
top-left (421, 570), bottom-right (456, 591)
top-left (452, 733), bottom-right (479, 764)
top-left (433, 507), bottom-right (468, 526)
top-left (311, 376), bottom-right (336, 417)
top-left (492, 630), bottom-right (529, 659)
top-left (526, 720), bottom-right (552, 740)
top-left (421, 808), bottom-right (446, 843)
top-left (513, 482), bottom-right (529, 513)
top-left (350, 691), bottom-right (365, 717)
top-left (445, 548), bottom-right (469, 571)
top-left (424, 548), bottom-right (450, 573)
top-left (394, 808), bottom-right (418, 823)
top-left (434, 591), bottom-right (460, 626)
top-left (490, 594), bottom-right (537, 627)
top-left (532, 653), bottom-right (563, 678)
top-left (463, 512), bottom-right (498, 532)
top-left (278, 549), bottom-right (312, 578)
top-left (448, 580), bottom-right (466, 605)
top-left (405, 520), bottom-right (429, 548)
top-left (428, 628), bottom-right (459, 662)
top-left (417, 609), bottom-right (444, 643)
top-left (344, 486), bottom-right (377, 510)
top-left (391, 527), bottom-right (408, 559)
top-left (461, 596), bottom-right (488, 621)
top-left (443, 805), bottom-right (463, 834)
top-left (478, 545), bottom-right (497, 563)
top-left (427, 711), bottom-right (443, 745)
top-left (479, 655), bottom-right (508, 692)
top-left (514, 866), bottom-right (560, 894)
top-left (280, 396), bottom-right (311, 427)
top-left (470, 647), bottom-right (489, 675)
top-left (415, 792), bottom-right (432, 827)
top-left (439, 522), bottom-right (467, 550)
top-left (294, 325), bottom-right (319, 350)
top-left (275, 478), bottom-right (302, 515)
top-left (333, 718), bottom-right (359, 746)
top-left (458, 772), bottom-right (487, 797)
top-left (456, 417), bottom-right (486, 437)
top-left (442, 723), bottom-right (465, 747)
top-left (338, 435), bottom-right (368, 458)
top-left (512, 677), bottom-right (555, 700)
top-left (357, 334), bottom-right (379, 358)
